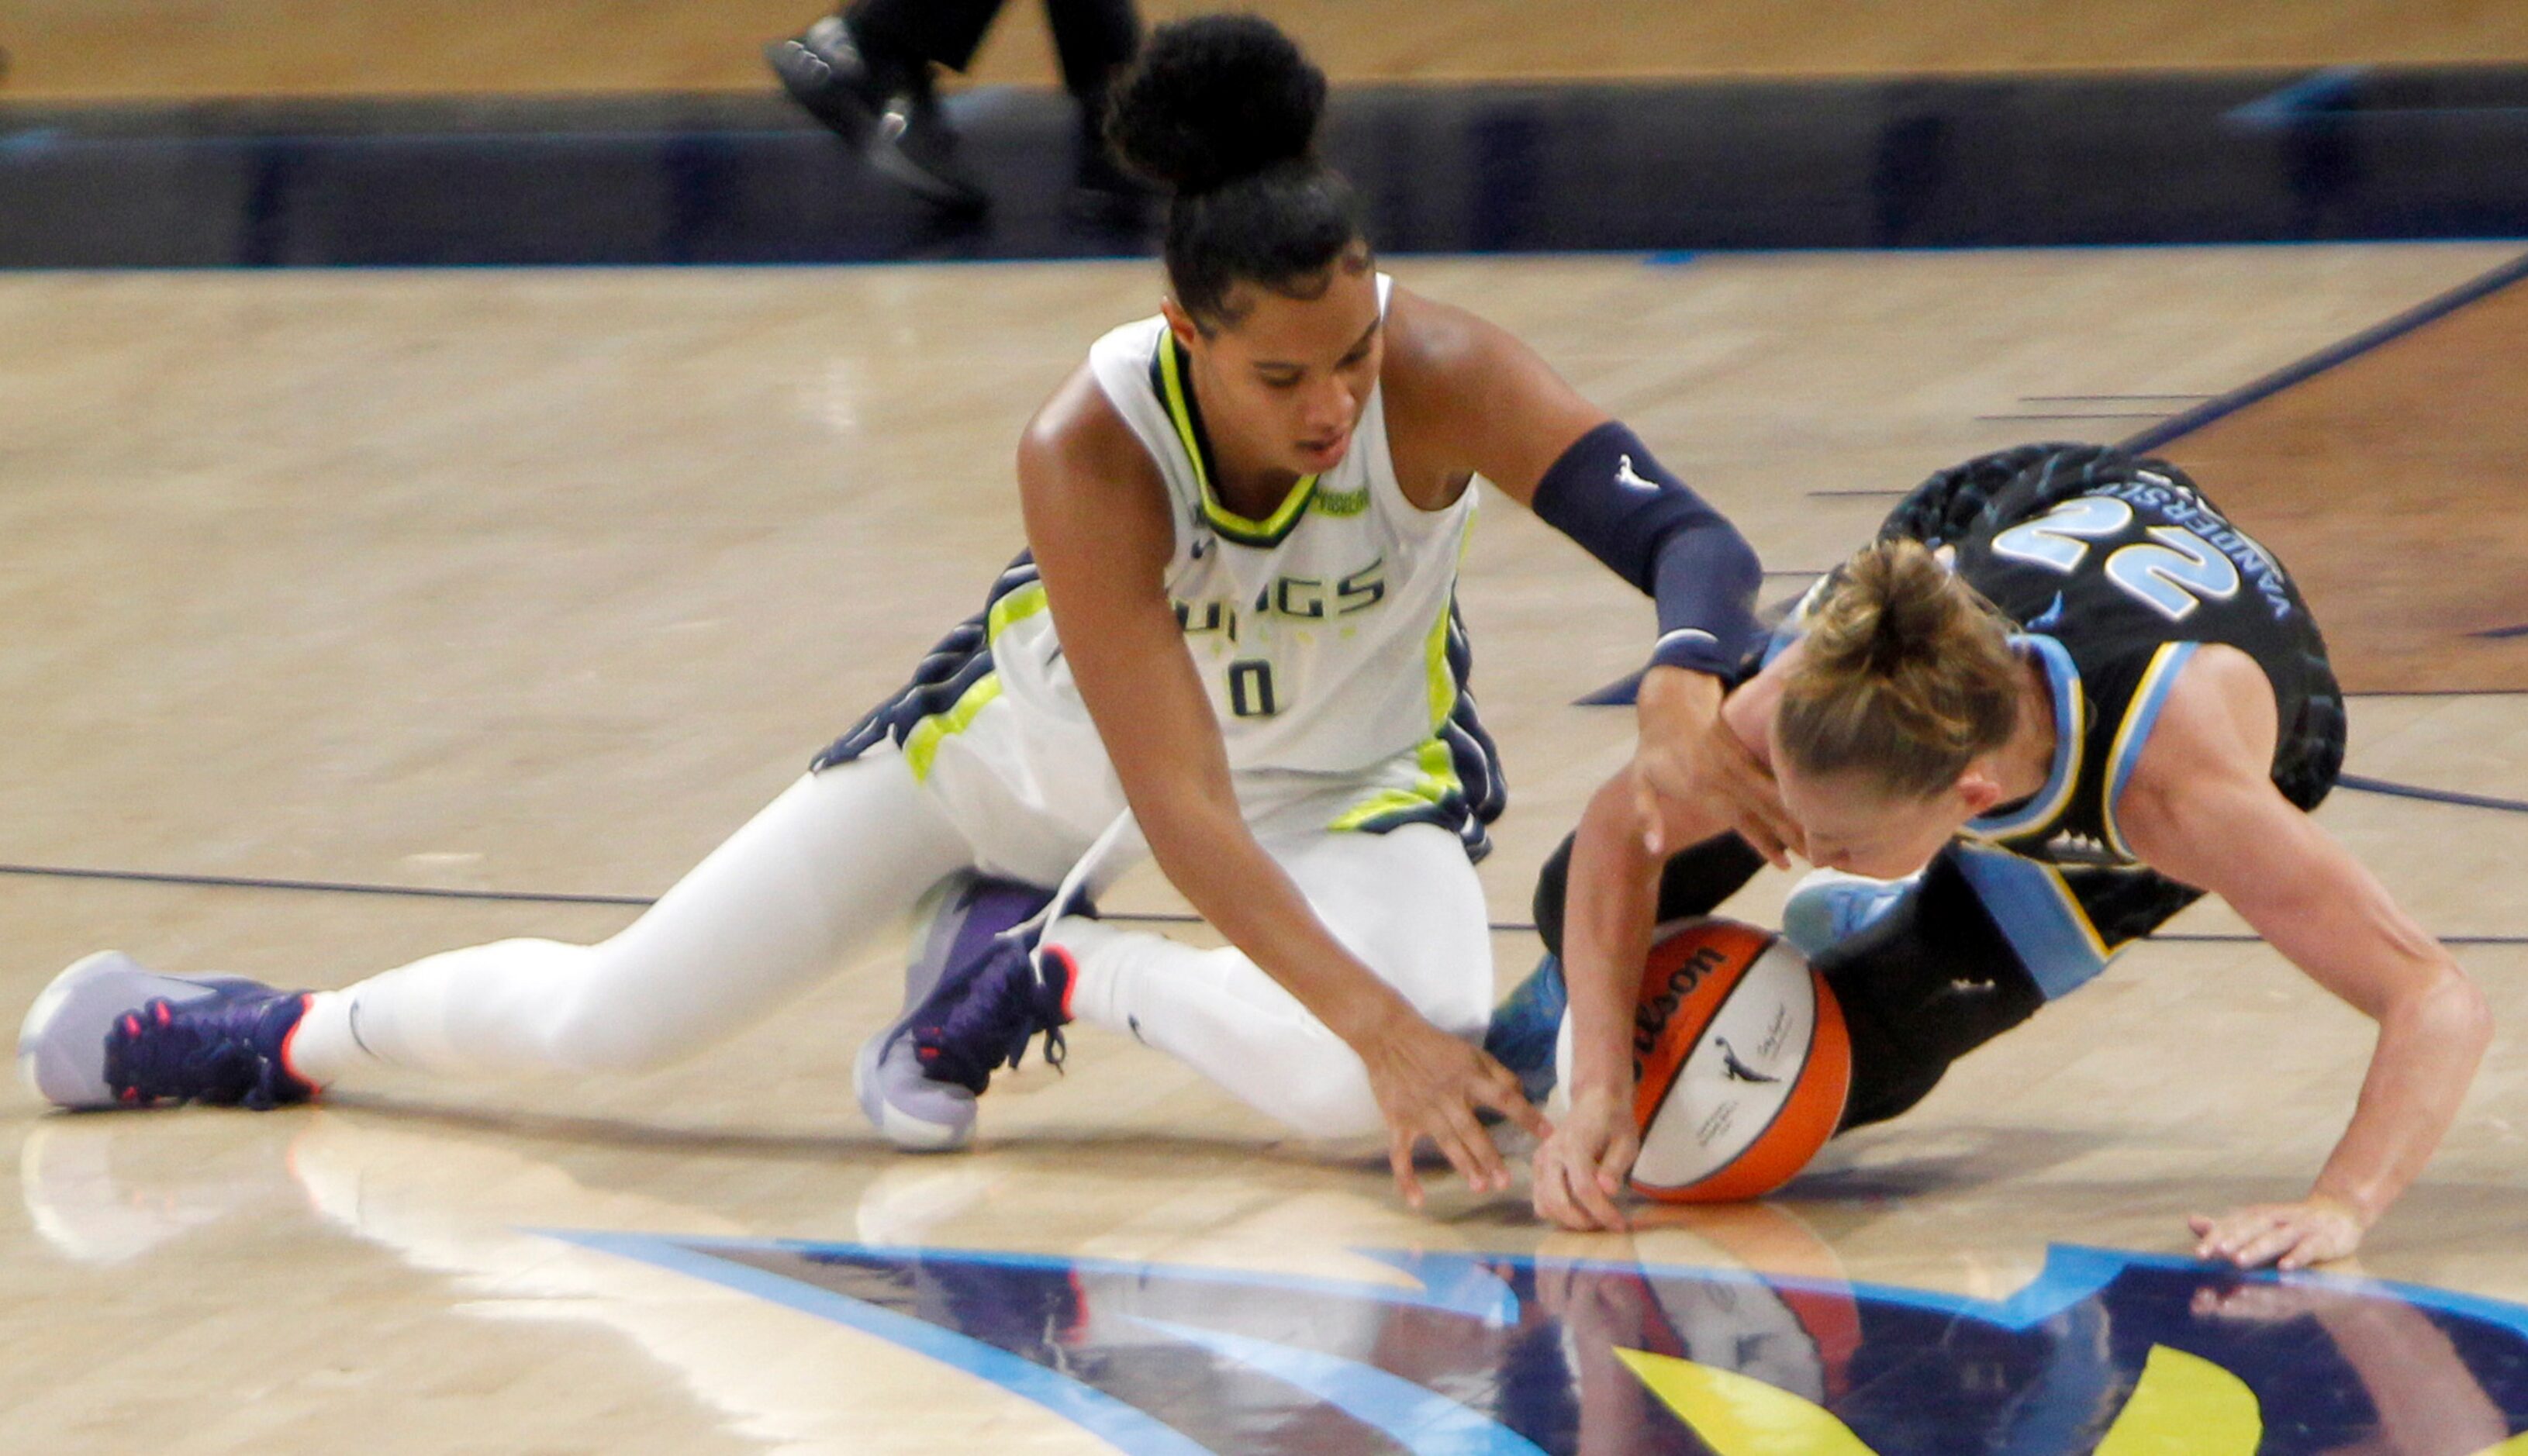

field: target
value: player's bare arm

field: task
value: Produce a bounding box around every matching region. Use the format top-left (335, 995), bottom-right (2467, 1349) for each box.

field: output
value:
top-left (1381, 286), bottom-right (1797, 864)
top-left (1533, 660), bottom-right (1790, 1230)
top-left (2115, 644), bottom-right (2492, 1269)
top-left (1018, 366), bottom-right (1542, 1206)
top-left (1376, 285), bottom-right (1606, 513)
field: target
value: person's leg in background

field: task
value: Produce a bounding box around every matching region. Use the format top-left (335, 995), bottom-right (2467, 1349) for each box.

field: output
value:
top-left (1794, 843), bottom-right (2205, 1129)
top-left (1040, 0), bottom-right (1149, 210)
top-left (766, 0), bottom-right (1007, 211)
top-left (767, 0), bottom-right (1148, 215)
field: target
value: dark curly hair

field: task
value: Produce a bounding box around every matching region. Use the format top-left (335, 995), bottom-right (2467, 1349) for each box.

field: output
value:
top-left (1105, 15), bottom-right (1369, 329)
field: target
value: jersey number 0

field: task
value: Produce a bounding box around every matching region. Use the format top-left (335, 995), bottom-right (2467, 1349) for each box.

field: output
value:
top-left (1227, 660), bottom-right (1280, 717)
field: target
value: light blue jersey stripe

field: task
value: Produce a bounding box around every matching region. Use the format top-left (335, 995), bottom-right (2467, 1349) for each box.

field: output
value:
top-left (2102, 641), bottom-right (2201, 859)
top-left (1952, 842), bottom-right (2113, 999)
top-left (1968, 634), bottom-right (2086, 842)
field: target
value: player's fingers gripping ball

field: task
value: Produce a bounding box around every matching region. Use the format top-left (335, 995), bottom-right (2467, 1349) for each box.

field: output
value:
top-left (1560, 918), bottom-right (1852, 1202)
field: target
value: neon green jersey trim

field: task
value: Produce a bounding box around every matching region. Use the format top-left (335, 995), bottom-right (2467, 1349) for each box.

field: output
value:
top-left (1157, 336), bottom-right (1318, 547)
top-left (1326, 597), bottom-right (1468, 833)
top-left (902, 581), bottom-right (1045, 784)
top-left (987, 581), bottom-right (1048, 641)
top-left (1328, 787), bottom-right (1438, 833)
top-left (906, 673), bottom-right (1003, 783)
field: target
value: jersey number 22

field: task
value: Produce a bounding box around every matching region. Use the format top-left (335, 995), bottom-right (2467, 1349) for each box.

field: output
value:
top-left (1990, 496), bottom-right (2240, 623)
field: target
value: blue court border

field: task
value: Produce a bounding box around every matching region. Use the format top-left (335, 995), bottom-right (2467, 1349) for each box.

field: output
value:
top-left (12, 65), bottom-right (2528, 267)
top-left (546, 1231), bottom-right (2528, 1455)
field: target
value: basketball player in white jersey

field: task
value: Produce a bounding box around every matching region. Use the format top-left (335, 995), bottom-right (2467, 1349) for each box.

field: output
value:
top-left (22, 16), bottom-right (1796, 1208)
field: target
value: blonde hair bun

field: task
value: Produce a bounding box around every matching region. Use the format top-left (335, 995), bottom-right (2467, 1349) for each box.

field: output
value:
top-left (1778, 539), bottom-right (2022, 799)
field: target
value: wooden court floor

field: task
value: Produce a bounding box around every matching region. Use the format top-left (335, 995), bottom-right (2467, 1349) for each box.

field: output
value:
top-left (5, 245), bottom-right (2528, 1451)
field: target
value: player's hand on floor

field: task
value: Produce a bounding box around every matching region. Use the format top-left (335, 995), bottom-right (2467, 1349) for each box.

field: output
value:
top-left (1359, 1009), bottom-right (1548, 1209)
top-left (2188, 1195), bottom-right (2367, 1270)
top-left (2188, 1280), bottom-right (2358, 1323)
top-left (1531, 1087), bottom-right (1637, 1232)
top-left (1632, 669), bottom-right (1798, 867)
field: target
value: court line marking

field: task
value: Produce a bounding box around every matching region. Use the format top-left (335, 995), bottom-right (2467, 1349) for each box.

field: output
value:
top-left (2226, 66), bottom-right (2370, 130)
top-left (0, 860), bottom-right (649, 907)
top-left (2340, 772), bottom-right (2528, 814)
top-left (665, 1236), bottom-right (1521, 1321)
top-left (550, 1235), bottom-right (2528, 1454)
top-left (2229, 65), bottom-right (2528, 128)
top-left (2119, 245), bottom-right (2528, 454)
top-left (1980, 412), bottom-right (2173, 421)
top-left (2, 858), bottom-right (2520, 944)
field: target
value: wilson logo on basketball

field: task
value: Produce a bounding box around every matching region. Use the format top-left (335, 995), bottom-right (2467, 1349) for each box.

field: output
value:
top-left (1621, 918), bottom-right (1853, 1202)
top-left (1631, 940), bottom-right (1730, 1067)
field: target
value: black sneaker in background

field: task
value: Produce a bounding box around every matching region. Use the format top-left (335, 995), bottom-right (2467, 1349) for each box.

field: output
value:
top-left (767, 16), bottom-right (989, 215)
top-left (867, 86), bottom-right (991, 216)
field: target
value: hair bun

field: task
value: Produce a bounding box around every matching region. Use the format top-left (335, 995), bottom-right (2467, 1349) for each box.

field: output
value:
top-left (1812, 539), bottom-right (1955, 676)
top-left (1869, 548), bottom-right (1956, 671)
top-left (1107, 15), bottom-right (1327, 194)
top-left (1778, 536), bottom-right (2025, 796)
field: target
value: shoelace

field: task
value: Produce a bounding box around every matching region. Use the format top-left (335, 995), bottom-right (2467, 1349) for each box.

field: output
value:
top-left (915, 937), bottom-right (1065, 1092)
top-left (104, 997), bottom-right (294, 1110)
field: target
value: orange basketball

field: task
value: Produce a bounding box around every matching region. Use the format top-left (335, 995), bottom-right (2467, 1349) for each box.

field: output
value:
top-left (1624, 918), bottom-right (1852, 1202)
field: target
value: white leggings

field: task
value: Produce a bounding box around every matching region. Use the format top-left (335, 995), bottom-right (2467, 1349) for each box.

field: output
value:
top-left (289, 755), bottom-right (1494, 1138)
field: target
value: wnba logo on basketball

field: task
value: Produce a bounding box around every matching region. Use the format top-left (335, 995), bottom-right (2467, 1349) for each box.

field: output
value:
top-left (1621, 919), bottom-right (1853, 1202)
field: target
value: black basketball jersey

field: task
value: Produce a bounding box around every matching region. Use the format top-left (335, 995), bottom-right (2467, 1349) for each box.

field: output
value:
top-left (1879, 443), bottom-right (2346, 868)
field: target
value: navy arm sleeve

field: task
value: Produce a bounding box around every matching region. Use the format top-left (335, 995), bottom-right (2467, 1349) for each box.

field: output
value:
top-left (1528, 421), bottom-right (1763, 677)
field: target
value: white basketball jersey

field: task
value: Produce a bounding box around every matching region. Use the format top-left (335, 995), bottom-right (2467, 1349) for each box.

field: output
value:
top-left (817, 275), bottom-right (1505, 878)
top-left (1027, 273), bottom-right (1473, 775)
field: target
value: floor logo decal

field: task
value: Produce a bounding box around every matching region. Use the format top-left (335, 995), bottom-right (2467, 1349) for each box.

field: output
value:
top-left (550, 1230), bottom-right (2528, 1454)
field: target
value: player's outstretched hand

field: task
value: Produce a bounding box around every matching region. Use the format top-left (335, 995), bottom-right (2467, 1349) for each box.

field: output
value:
top-left (2188, 1195), bottom-right (2367, 1270)
top-left (1358, 1008), bottom-right (1549, 1209)
top-left (1531, 1087), bottom-right (1636, 1232)
top-left (1633, 668), bottom-right (1798, 867)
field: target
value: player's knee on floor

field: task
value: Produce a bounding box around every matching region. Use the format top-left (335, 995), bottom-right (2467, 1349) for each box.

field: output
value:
top-left (1249, 1030), bottom-right (1387, 1138)
top-left (1273, 1070), bottom-right (1387, 1140)
top-left (1268, 1016), bottom-right (1511, 1139)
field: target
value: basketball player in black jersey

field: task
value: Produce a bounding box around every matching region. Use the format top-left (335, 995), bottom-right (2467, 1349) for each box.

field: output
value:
top-left (1518, 443), bottom-right (2491, 1270)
